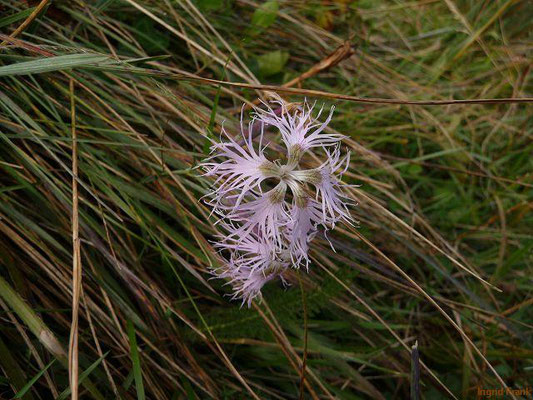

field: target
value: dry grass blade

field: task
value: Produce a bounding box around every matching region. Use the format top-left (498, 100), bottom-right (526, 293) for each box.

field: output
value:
top-left (0, 0), bottom-right (50, 45)
top-left (352, 231), bottom-right (517, 399)
top-left (229, 40), bottom-right (355, 114)
top-left (67, 78), bottom-right (81, 400)
top-left (171, 73), bottom-right (533, 105)
top-left (451, 0), bottom-right (521, 63)
top-left (411, 341), bottom-right (420, 400)
top-left (0, 34), bottom-right (55, 57)
top-left (0, 0), bottom-right (530, 398)
top-left (297, 272), bottom-right (309, 400)
top-left (314, 256), bottom-right (459, 400)
top-left (121, 0), bottom-right (259, 85)
top-left (0, 298), bottom-right (59, 398)
top-left (353, 190), bottom-right (500, 291)
top-left (252, 303), bottom-right (328, 400)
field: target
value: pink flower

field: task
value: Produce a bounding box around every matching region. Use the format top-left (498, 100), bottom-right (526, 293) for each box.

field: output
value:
top-left (214, 229), bottom-right (276, 273)
top-left (201, 97), bottom-right (355, 306)
top-left (224, 183), bottom-right (289, 248)
top-left (214, 260), bottom-right (288, 308)
top-left (286, 198), bottom-right (323, 269)
top-left (202, 121), bottom-right (276, 213)
top-left (253, 97), bottom-right (345, 162)
top-left (310, 147), bottom-right (354, 227)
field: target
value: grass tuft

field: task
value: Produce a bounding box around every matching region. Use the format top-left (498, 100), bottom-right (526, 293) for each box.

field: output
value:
top-left (0, 0), bottom-right (531, 399)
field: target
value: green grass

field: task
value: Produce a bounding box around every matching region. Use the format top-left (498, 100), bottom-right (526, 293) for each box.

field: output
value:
top-left (0, 0), bottom-right (531, 399)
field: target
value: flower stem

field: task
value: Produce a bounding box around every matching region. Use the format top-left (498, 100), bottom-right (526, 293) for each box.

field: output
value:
top-left (298, 271), bottom-right (308, 400)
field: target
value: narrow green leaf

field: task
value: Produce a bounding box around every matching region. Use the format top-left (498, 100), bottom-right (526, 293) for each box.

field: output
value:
top-left (0, 335), bottom-right (34, 400)
top-left (0, 277), bottom-right (104, 400)
top-left (0, 54), bottom-right (110, 77)
top-left (0, 275), bottom-right (64, 359)
top-left (13, 359), bottom-right (55, 399)
top-left (203, 54), bottom-right (230, 154)
top-left (181, 376), bottom-right (196, 400)
top-left (122, 369), bottom-right (135, 391)
top-left (56, 352), bottom-right (110, 400)
top-left (0, 8), bottom-right (35, 28)
top-left (127, 320), bottom-right (145, 400)
top-left (203, 84), bottom-right (221, 155)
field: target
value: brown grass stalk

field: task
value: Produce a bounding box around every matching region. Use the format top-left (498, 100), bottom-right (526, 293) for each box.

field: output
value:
top-left (68, 78), bottom-right (81, 400)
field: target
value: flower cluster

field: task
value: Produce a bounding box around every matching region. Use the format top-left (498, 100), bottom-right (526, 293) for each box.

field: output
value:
top-left (201, 97), bottom-right (354, 307)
